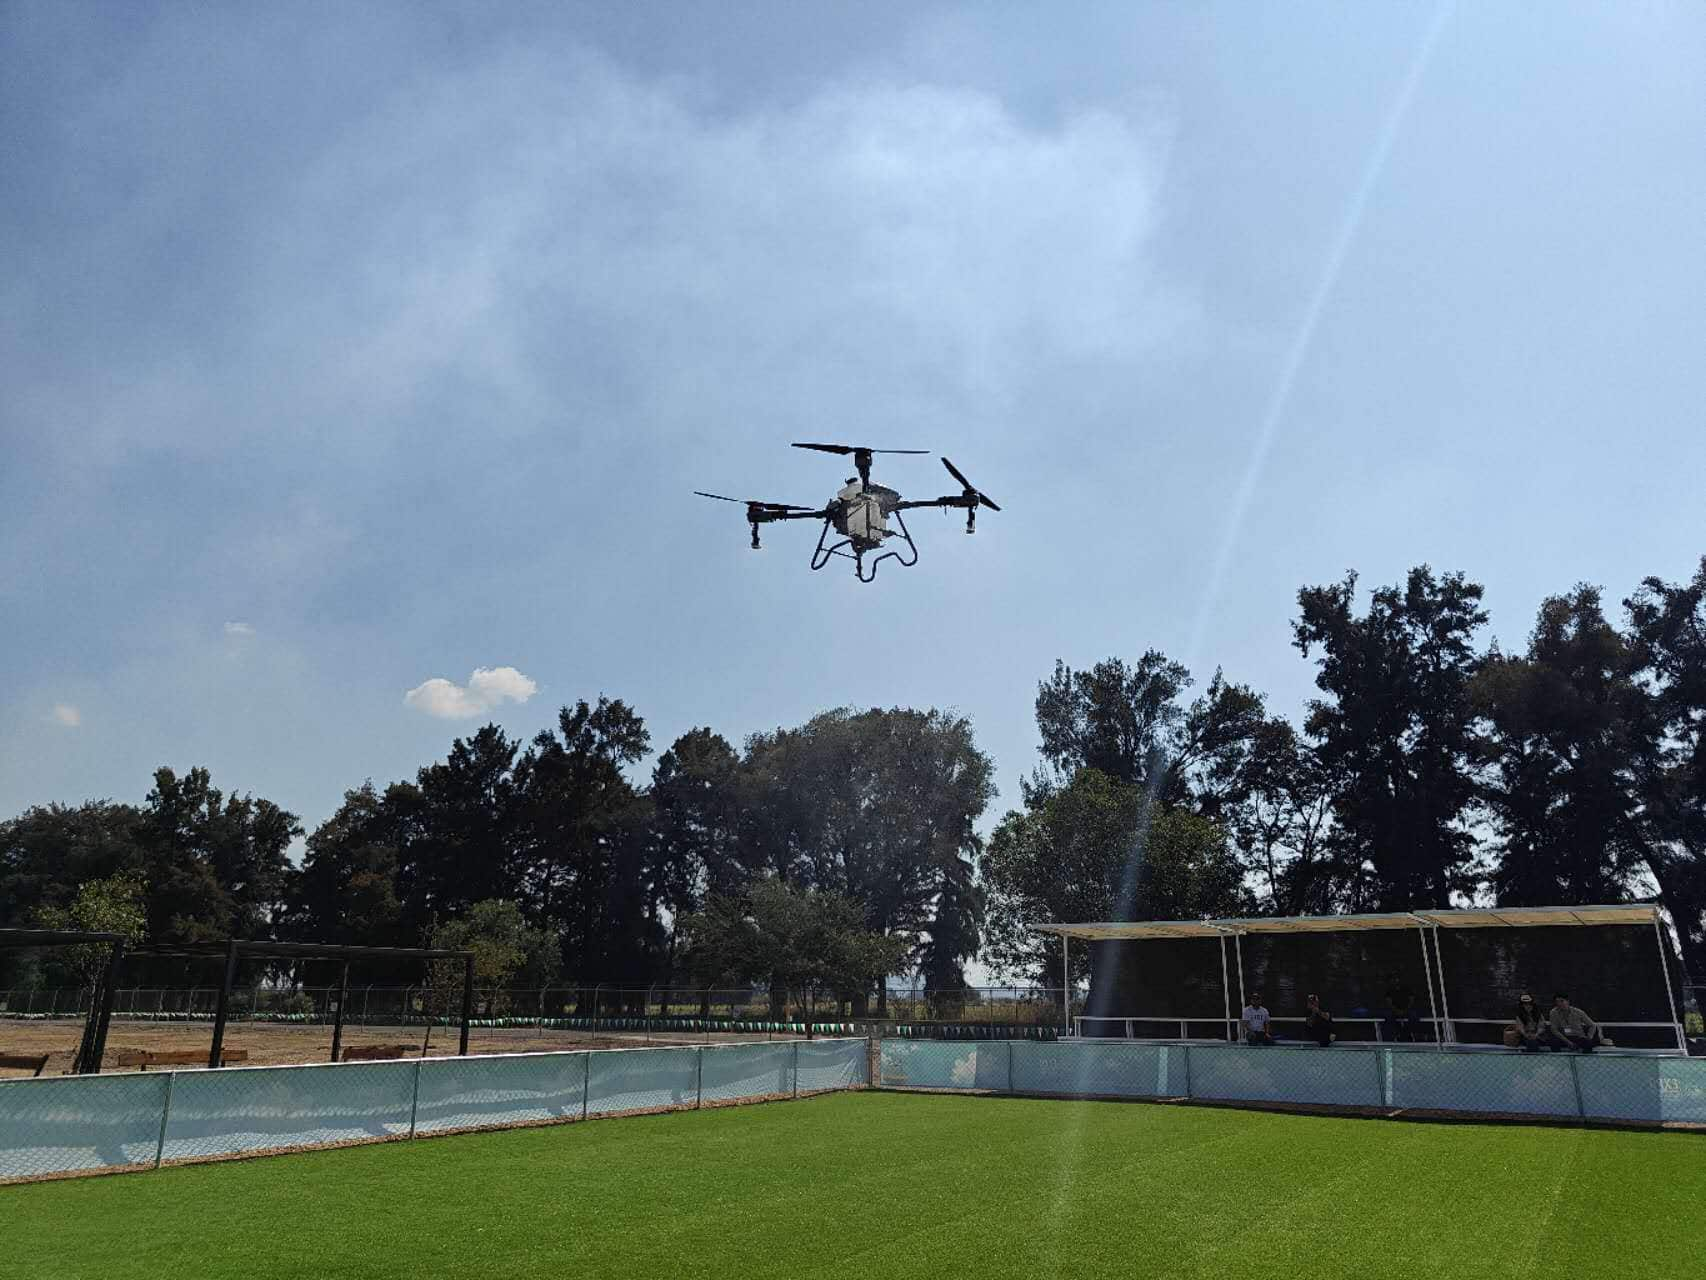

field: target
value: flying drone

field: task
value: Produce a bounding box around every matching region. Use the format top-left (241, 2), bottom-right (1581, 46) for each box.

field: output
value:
top-left (696, 443), bottom-right (1001, 582)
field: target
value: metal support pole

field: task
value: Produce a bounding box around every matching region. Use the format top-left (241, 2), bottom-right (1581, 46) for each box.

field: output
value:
top-left (793, 1039), bottom-right (800, 1098)
top-left (1218, 933), bottom-right (1232, 1042)
top-left (696, 1047), bottom-right (704, 1109)
top-left (1233, 932), bottom-right (1247, 1018)
top-left (207, 940), bottom-right (240, 1069)
top-left (1654, 912), bottom-right (1687, 1054)
top-left (330, 961), bottom-right (350, 1062)
top-left (582, 1052), bottom-right (592, 1121)
top-left (458, 955), bottom-right (474, 1056)
top-left (1416, 924), bottom-right (1442, 1052)
top-left (1062, 933), bottom-right (1071, 1036)
top-left (153, 1071), bottom-right (176, 1168)
top-left (85, 939), bottom-right (124, 1074)
top-left (1429, 927), bottom-right (1454, 1044)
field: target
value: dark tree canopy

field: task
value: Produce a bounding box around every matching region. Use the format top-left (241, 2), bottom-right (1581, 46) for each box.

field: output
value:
top-left (1294, 566), bottom-right (1487, 911)
top-left (8, 554), bottom-right (1704, 1003)
top-left (1473, 586), bottom-right (1651, 906)
top-left (1625, 556), bottom-right (1706, 980)
top-left (983, 767), bottom-right (1245, 983)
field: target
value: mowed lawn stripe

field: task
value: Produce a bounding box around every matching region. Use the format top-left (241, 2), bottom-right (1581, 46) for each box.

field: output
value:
top-left (5, 1093), bottom-right (1702, 1280)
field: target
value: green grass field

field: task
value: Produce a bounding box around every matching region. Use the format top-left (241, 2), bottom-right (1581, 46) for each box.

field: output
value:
top-left (7, 1093), bottom-right (1703, 1279)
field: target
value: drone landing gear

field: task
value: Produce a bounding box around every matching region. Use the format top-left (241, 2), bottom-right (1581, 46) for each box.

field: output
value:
top-left (810, 510), bottom-right (919, 583)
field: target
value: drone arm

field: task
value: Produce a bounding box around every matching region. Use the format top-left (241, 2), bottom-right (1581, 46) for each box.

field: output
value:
top-left (891, 494), bottom-right (982, 534)
top-left (889, 495), bottom-right (975, 512)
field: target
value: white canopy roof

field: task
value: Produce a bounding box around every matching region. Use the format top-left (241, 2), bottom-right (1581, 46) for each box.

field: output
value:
top-left (1033, 903), bottom-right (1659, 942)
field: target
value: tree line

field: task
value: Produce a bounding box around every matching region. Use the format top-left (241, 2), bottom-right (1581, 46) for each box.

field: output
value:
top-left (1, 706), bottom-right (991, 1011)
top-left (3, 556), bottom-right (1703, 1001)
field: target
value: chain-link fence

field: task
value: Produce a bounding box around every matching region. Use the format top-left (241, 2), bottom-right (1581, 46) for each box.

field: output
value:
top-left (0, 984), bottom-right (1076, 1027)
top-left (0, 1037), bottom-right (870, 1183)
top-left (875, 1038), bottom-right (1706, 1125)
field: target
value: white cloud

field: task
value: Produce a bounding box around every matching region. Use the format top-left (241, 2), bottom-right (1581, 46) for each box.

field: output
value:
top-left (49, 704), bottom-right (81, 727)
top-left (223, 621), bottom-right (255, 637)
top-left (404, 666), bottom-right (538, 719)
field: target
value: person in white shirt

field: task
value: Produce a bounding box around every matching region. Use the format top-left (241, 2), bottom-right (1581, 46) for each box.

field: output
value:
top-left (1241, 991), bottom-right (1275, 1046)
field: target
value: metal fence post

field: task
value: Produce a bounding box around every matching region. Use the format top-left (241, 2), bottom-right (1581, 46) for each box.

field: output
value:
top-left (1375, 1048), bottom-right (1389, 1108)
top-left (153, 1071), bottom-right (177, 1169)
top-left (1183, 1043), bottom-right (1192, 1099)
top-left (1568, 1053), bottom-right (1586, 1122)
top-left (696, 1046), bottom-right (704, 1109)
top-left (581, 1052), bottom-right (592, 1121)
top-left (1007, 1039), bottom-right (1015, 1095)
top-left (793, 1040), bottom-right (800, 1098)
top-left (409, 1057), bottom-right (424, 1138)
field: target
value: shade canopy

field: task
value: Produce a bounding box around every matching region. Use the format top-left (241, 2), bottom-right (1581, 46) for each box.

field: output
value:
top-left (1033, 903), bottom-right (1659, 942)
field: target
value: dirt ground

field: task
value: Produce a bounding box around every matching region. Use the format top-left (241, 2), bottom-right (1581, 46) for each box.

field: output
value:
top-left (0, 1019), bottom-right (809, 1077)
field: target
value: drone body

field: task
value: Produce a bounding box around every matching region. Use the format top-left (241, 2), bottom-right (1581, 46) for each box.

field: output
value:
top-left (696, 443), bottom-right (1000, 582)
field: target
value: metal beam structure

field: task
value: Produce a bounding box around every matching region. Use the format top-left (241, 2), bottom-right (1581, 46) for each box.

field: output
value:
top-left (1039, 903), bottom-right (1689, 1054)
top-left (116, 939), bottom-right (476, 1070)
top-left (0, 927), bottom-right (126, 1075)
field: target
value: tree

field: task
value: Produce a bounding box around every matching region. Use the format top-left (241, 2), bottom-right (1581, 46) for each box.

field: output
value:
top-left (1227, 718), bottom-right (1337, 915)
top-left (137, 766), bottom-right (301, 947)
top-left (1472, 586), bottom-right (1650, 905)
top-left (34, 871), bottom-right (148, 988)
top-left (286, 782), bottom-right (411, 962)
top-left (513, 699), bottom-right (656, 988)
top-left (426, 899), bottom-right (562, 1014)
top-left (737, 708), bottom-right (995, 1012)
top-left (649, 728), bottom-right (747, 912)
top-left (0, 802), bottom-right (145, 942)
top-left (1626, 556), bottom-right (1706, 981)
top-left (677, 878), bottom-right (909, 1015)
top-left (982, 768), bottom-right (1245, 983)
top-left (402, 726), bottom-right (523, 922)
top-left (1293, 566), bottom-right (1487, 910)
top-left (1029, 654), bottom-right (1266, 816)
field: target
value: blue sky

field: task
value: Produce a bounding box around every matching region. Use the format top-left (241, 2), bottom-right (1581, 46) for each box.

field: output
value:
top-left (5, 1), bottom-right (1705, 851)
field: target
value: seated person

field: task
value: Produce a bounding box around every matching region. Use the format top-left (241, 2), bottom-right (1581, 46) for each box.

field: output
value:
top-left (1241, 991), bottom-right (1275, 1046)
top-left (1504, 991), bottom-right (1546, 1051)
top-left (1303, 993), bottom-right (1335, 1047)
top-left (1545, 992), bottom-right (1604, 1052)
top-left (1382, 978), bottom-right (1424, 1043)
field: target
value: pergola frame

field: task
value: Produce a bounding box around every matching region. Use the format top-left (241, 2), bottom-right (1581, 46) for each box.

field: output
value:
top-left (126, 940), bottom-right (477, 1068)
top-left (1037, 904), bottom-right (1688, 1056)
top-left (0, 927), bottom-right (127, 1074)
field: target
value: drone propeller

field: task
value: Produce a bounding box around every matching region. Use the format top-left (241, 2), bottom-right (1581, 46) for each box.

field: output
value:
top-left (790, 443), bottom-right (929, 457)
top-left (940, 457), bottom-right (1000, 511)
top-left (693, 491), bottom-right (818, 512)
top-left (792, 441), bottom-right (927, 488)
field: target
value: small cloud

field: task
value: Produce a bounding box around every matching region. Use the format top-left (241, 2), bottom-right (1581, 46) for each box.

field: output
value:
top-left (50, 704), bottom-right (82, 727)
top-left (404, 666), bottom-right (538, 720)
top-left (224, 621), bottom-right (256, 637)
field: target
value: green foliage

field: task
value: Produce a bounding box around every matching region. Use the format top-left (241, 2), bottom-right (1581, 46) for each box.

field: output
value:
top-left (427, 899), bottom-right (562, 996)
top-left (678, 877), bottom-right (909, 1005)
top-left (34, 871), bottom-right (147, 986)
top-left (738, 707), bottom-right (995, 995)
top-left (982, 767), bottom-right (1244, 981)
top-left (1294, 565), bottom-right (1488, 910)
top-left (1625, 555), bottom-right (1706, 980)
top-left (1029, 654), bottom-right (1266, 816)
top-left (1471, 585), bottom-right (1651, 905)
